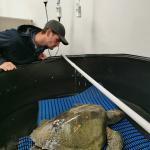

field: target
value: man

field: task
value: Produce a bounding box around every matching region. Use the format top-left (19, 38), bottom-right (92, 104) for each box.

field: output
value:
top-left (0, 20), bottom-right (68, 71)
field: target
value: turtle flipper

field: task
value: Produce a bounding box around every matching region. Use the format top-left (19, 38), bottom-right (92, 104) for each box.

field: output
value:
top-left (106, 110), bottom-right (125, 125)
top-left (106, 127), bottom-right (123, 150)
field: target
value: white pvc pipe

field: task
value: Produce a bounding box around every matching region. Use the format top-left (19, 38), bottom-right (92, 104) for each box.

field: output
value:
top-left (62, 54), bottom-right (150, 134)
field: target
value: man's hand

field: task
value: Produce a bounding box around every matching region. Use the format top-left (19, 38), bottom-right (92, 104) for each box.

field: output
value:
top-left (38, 53), bottom-right (47, 60)
top-left (0, 62), bottom-right (16, 71)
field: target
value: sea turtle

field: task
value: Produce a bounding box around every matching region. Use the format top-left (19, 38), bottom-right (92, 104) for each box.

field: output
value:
top-left (30, 104), bottom-right (125, 150)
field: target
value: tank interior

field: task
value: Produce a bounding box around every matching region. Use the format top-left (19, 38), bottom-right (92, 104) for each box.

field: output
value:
top-left (0, 54), bottom-right (150, 149)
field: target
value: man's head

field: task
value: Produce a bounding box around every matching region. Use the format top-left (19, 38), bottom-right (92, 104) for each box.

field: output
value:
top-left (42, 20), bottom-right (68, 46)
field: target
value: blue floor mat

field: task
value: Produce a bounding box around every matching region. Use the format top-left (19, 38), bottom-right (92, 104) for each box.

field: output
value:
top-left (18, 86), bottom-right (150, 150)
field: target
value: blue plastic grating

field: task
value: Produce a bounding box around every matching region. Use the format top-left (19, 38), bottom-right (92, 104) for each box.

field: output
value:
top-left (18, 136), bottom-right (33, 150)
top-left (18, 86), bottom-right (150, 150)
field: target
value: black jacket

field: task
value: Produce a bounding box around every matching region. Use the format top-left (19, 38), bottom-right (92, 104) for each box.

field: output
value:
top-left (0, 25), bottom-right (46, 65)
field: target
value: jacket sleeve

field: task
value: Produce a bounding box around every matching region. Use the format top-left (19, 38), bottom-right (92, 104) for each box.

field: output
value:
top-left (0, 30), bottom-right (12, 64)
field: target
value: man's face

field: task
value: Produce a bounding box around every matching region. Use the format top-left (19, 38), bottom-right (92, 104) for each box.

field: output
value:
top-left (45, 30), bottom-right (60, 50)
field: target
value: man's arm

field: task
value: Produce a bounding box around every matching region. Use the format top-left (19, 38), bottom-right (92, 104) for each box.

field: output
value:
top-left (0, 62), bottom-right (16, 71)
top-left (0, 55), bottom-right (16, 71)
top-left (0, 30), bottom-right (17, 71)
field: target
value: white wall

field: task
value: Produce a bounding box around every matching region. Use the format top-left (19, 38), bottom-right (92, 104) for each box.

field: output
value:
top-left (1, 0), bottom-right (150, 57)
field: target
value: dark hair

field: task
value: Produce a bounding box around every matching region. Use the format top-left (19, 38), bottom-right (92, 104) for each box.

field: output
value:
top-left (41, 26), bottom-right (53, 33)
top-left (41, 25), bottom-right (58, 36)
